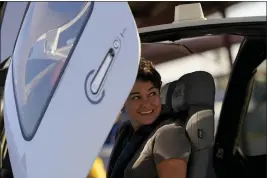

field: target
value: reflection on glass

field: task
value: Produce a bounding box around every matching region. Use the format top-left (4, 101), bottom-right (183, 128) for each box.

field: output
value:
top-left (240, 60), bottom-right (266, 156)
top-left (12, 2), bottom-right (93, 140)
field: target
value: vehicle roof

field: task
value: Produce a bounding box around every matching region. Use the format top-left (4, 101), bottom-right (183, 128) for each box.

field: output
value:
top-left (139, 16), bottom-right (266, 34)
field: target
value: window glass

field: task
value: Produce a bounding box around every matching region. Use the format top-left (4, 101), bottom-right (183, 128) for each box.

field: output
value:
top-left (12, 2), bottom-right (93, 140)
top-left (239, 60), bottom-right (266, 156)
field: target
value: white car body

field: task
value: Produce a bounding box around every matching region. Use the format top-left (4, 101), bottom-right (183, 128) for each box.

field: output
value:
top-left (3, 2), bottom-right (140, 178)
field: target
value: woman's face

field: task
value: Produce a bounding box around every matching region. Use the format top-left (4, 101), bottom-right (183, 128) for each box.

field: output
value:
top-left (124, 80), bottom-right (161, 130)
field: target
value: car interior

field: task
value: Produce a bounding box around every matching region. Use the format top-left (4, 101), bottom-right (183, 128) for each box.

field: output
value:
top-left (116, 30), bottom-right (266, 178)
top-left (138, 17), bottom-right (266, 177)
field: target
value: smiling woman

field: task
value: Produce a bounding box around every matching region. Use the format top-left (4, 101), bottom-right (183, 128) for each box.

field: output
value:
top-left (124, 58), bottom-right (162, 130)
top-left (107, 58), bottom-right (191, 178)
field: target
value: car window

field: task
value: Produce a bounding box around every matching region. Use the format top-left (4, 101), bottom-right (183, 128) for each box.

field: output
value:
top-left (12, 2), bottom-right (93, 140)
top-left (154, 37), bottom-right (243, 134)
top-left (239, 60), bottom-right (266, 156)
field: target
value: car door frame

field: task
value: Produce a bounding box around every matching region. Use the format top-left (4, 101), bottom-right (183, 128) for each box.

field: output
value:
top-left (213, 37), bottom-right (266, 178)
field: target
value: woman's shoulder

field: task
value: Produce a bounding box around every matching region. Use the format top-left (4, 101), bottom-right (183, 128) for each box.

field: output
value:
top-left (155, 120), bottom-right (185, 136)
top-left (152, 120), bottom-right (192, 164)
top-left (153, 120), bottom-right (190, 147)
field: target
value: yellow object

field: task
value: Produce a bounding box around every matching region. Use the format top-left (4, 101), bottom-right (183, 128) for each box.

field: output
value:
top-left (87, 157), bottom-right (106, 178)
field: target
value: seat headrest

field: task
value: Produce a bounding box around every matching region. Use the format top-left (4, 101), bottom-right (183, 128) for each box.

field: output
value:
top-left (161, 71), bottom-right (215, 113)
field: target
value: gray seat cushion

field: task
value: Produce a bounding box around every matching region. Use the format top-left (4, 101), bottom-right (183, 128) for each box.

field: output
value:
top-left (161, 71), bottom-right (216, 178)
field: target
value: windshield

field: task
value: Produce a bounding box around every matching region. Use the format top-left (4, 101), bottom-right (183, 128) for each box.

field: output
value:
top-left (12, 2), bottom-right (94, 140)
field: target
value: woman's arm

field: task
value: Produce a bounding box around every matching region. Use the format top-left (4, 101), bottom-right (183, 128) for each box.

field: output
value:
top-left (153, 124), bottom-right (191, 178)
top-left (156, 159), bottom-right (187, 178)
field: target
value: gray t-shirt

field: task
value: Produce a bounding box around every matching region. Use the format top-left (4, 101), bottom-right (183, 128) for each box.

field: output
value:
top-left (123, 121), bottom-right (191, 178)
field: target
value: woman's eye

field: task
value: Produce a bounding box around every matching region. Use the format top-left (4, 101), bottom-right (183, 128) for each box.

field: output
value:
top-left (149, 92), bottom-right (156, 96)
top-left (131, 96), bottom-right (140, 100)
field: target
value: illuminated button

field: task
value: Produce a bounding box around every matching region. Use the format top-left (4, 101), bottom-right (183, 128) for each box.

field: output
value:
top-left (90, 49), bottom-right (115, 94)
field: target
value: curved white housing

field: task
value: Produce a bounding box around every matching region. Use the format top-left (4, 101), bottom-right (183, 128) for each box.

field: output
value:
top-left (4, 2), bottom-right (140, 178)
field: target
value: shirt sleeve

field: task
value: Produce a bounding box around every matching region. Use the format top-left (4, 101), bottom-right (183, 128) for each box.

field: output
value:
top-left (152, 124), bottom-right (191, 165)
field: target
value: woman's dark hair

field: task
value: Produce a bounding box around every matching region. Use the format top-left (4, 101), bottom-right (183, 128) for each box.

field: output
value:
top-left (137, 57), bottom-right (162, 89)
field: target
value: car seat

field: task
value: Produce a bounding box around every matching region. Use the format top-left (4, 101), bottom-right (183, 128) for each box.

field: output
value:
top-left (160, 71), bottom-right (216, 178)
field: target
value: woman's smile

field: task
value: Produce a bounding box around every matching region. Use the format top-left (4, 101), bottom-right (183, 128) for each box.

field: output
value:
top-left (138, 109), bottom-right (154, 116)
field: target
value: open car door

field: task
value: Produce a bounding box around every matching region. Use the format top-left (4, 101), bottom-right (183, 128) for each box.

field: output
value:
top-left (3, 2), bottom-right (140, 178)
